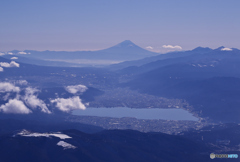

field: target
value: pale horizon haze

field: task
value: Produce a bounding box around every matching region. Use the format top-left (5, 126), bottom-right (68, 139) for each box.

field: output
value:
top-left (1, 0), bottom-right (240, 53)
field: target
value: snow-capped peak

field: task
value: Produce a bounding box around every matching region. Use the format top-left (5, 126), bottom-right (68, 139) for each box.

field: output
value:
top-left (57, 141), bottom-right (77, 149)
top-left (17, 129), bottom-right (72, 139)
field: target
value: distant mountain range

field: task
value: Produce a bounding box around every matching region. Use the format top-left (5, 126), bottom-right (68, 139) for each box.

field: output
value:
top-left (2, 40), bottom-right (158, 66)
top-left (3, 41), bottom-right (238, 68)
top-left (109, 46), bottom-right (239, 70)
top-left (2, 44), bottom-right (240, 123)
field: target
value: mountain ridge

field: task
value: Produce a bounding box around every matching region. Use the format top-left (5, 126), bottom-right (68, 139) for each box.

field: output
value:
top-left (3, 41), bottom-right (158, 63)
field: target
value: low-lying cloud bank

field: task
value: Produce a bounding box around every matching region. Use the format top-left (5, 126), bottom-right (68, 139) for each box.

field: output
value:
top-left (0, 51), bottom-right (31, 55)
top-left (65, 84), bottom-right (88, 94)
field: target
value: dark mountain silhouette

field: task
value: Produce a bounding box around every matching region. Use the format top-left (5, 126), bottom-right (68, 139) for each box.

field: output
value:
top-left (0, 119), bottom-right (103, 135)
top-left (0, 129), bottom-right (210, 162)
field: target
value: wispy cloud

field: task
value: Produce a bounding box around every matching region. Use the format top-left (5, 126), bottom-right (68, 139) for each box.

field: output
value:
top-left (221, 47), bottom-right (232, 51)
top-left (162, 45), bottom-right (182, 50)
top-left (7, 52), bottom-right (13, 55)
top-left (65, 85), bottom-right (88, 94)
top-left (0, 52), bottom-right (5, 56)
top-left (0, 82), bottom-right (51, 114)
top-left (146, 46), bottom-right (153, 50)
top-left (23, 87), bottom-right (51, 114)
top-left (0, 67), bottom-right (3, 72)
top-left (0, 99), bottom-right (32, 114)
top-left (3, 93), bottom-right (11, 101)
top-left (0, 61), bottom-right (20, 68)
top-left (15, 80), bottom-right (28, 85)
top-left (11, 57), bottom-right (18, 60)
top-left (51, 96), bottom-right (86, 112)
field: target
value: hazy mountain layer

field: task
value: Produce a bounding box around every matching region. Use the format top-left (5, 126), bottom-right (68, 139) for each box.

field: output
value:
top-left (122, 48), bottom-right (240, 122)
top-left (7, 40), bottom-right (158, 64)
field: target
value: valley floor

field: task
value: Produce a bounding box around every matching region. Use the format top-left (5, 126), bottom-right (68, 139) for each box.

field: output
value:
top-left (66, 115), bottom-right (210, 134)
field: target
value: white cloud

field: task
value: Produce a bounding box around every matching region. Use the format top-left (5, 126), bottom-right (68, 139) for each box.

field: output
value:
top-left (0, 99), bottom-right (32, 114)
top-left (221, 47), bottom-right (232, 51)
top-left (65, 85), bottom-right (88, 94)
top-left (15, 80), bottom-right (28, 85)
top-left (0, 62), bottom-right (11, 67)
top-left (51, 96), bottom-right (86, 112)
top-left (57, 141), bottom-right (77, 149)
top-left (162, 45), bottom-right (182, 50)
top-left (0, 82), bottom-right (20, 93)
top-left (0, 61), bottom-right (20, 68)
top-left (18, 51), bottom-right (27, 54)
top-left (11, 57), bottom-right (18, 60)
top-left (10, 61), bottom-right (20, 67)
top-left (146, 46), bottom-right (153, 50)
top-left (25, 87), bottom-right (38, 94)
top-left (0, 52), bottom-right (5, 56)
top-left (0, 83), bottom-right (51, 114)
top-left (0, 67), bottom-right (3, 72)
top-left (23, 87), bottom-right (51, 114)
top-left (3, 93), bottom-right (10, 101)
top-left (7, 52), bottom-right (13, 55)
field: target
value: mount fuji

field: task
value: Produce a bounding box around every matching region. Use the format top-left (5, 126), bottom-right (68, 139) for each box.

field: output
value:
top-left (6, 40), bottom-right (158, 65)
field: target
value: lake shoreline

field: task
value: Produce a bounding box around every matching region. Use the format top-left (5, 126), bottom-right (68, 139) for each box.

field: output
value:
top-left (72, 107), bottom-right (199, 121)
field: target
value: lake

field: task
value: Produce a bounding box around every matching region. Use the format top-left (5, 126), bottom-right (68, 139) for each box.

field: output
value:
top-left (72, 107), bottom-right (198, 121)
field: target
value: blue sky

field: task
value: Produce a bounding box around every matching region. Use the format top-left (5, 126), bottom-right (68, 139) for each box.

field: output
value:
top-left (1, 0), bottom-right (240, 52)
